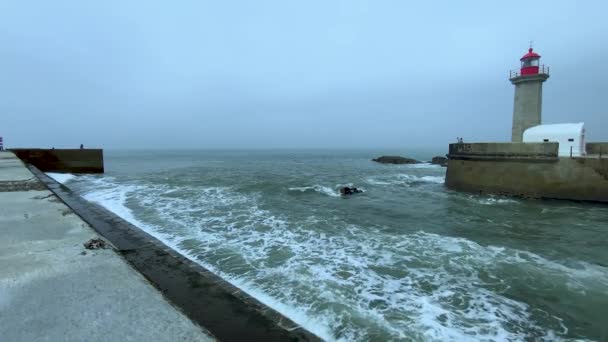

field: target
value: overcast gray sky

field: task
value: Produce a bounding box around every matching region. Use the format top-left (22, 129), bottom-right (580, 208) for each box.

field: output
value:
top-left (1, 0), bottom-right (607, 149)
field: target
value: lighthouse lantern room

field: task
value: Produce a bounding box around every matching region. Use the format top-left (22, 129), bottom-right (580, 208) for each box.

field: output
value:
top-left (520, 48), bottom-right (541, 75)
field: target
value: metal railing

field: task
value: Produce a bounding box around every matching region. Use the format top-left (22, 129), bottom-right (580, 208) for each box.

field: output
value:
top-left (509, 65), bottom-right (550, 78)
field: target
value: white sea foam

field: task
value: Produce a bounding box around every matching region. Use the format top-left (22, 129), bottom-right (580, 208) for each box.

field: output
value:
top-left (288, 185), bottom-right (340, 197)
top-left (366, 174), bottom-right (445, 186)
top-left (365, 179), bottom-right (392, 185)
top-left (46, 172), bottom-right (75, 184)
top-left (81, 178), bottom-right (142, 225)
top-left (80, 178), bottom-right (337, 341)
top-left (474, 196), bottom-right (519, 205)
top-left (415, 175), bottom-right (445, 184)
top-left (78, 176), bottom-right (604, 341)
top-left (407, 163), bottom-right (443, 169)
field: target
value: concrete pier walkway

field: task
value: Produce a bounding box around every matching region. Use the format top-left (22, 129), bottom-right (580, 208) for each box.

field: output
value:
top-left (0, 152), bottom-right (215, 341)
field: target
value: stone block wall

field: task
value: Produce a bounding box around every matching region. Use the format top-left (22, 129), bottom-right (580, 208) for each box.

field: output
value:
top-left (446, 143), bottom-right (608, 202)
top-left (586, 142), bottom-right (608, 156)
top-left (10, 149), bottom-right (104, 173)
top-left (449, 142), bottom-right (558, 159)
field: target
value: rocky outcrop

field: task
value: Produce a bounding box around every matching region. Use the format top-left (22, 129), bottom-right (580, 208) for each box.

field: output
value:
top-left (431, 156), bottom-right (448, 167)
top-left (372, 156), bottom-right (420, 164)
top-left (339, 186), bottom-right (363, 196)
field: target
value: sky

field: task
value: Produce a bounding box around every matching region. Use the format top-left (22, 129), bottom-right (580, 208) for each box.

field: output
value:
top-left (1, 0), bottom-right (607, 149)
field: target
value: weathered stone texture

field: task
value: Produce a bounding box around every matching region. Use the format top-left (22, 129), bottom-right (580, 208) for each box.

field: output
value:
top-left (10, 148), bottom-right (104, 173)
top-left (510, 73), bottom-right (549, 142)
top-left (446, 143), bottom-right (608, 202)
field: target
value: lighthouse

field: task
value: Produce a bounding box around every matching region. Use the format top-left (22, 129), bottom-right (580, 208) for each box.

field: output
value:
top-left (509, 48), bottom-right (550, 142)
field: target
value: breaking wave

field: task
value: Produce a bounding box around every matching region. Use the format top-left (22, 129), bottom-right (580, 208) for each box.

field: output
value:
top-left (408, 163), bottom-right (443, 169)
top-left (71, 174), bottom-right (603, 341)
top-left (46, 172), bottom-right (76, 184)
top-left (366, 174), bottom-right (445, 186)
top-left (288, 185), bottom-right (340, 197)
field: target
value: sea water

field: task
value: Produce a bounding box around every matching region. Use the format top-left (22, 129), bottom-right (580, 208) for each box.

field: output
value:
top-left (49, 150), bottom-right (608, 341)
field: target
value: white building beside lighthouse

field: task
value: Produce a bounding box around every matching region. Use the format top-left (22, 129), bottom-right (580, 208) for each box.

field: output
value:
top-left (523, 123), bottom-right (586, 157)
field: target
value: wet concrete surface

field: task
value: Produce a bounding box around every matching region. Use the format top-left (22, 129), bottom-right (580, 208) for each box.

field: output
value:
top-left (0, 152), bottom-right (214, 342)
top-left (0, 152), bottom-right (46, 190)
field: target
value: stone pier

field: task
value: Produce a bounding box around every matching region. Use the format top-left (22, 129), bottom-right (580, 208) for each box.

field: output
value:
top-left (446, 143), bottom-right (608, 202)
top-left (0, 152), bottom-right (215, 341)
top-left (0, 151), bottom-right (320, 342)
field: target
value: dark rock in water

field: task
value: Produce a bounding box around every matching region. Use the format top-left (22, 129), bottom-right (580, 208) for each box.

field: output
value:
top-left (431, 156), bottom-right (448, 167)
top-left (372, 156), bottom-right (420, 164)
top-left (339, 186), bottom-right (363, 196)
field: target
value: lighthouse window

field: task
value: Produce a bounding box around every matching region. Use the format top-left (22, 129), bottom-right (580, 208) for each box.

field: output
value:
top-left (522, 59), bottom-right (539, 67)
top-left (568, 138), bottom-right (574, 142)
top-left (543, 139), bottom-right (549, 142)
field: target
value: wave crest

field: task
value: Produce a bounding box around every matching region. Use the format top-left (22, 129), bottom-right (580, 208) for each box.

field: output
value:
top-left (366, 174), bottom-right (445, 186)
top-left (46, 172), bottom-right (76, 184)
top-left (288, 185), bottom-right (340, 197)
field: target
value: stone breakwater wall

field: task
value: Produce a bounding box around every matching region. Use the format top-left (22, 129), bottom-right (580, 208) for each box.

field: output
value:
top-left (586, 142), bottom-right (608, 156)
top-left (1, 151), bottom-right (215, 341)
top-left (28, 165), bottom-right (321, 342)
top-left (446, 142), bottom-right (608, 202)
top-left (11, 148), bottom-right (104, 173)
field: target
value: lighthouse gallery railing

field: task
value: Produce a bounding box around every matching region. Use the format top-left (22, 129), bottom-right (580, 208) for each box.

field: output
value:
top-left (509, 65), bottom-right (550, 78)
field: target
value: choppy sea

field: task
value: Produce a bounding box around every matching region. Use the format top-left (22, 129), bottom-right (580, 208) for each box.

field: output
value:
top-left (48, 149), bottom-right (608, 341)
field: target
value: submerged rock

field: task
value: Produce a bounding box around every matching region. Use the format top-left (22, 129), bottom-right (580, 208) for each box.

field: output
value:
top-left (431, 156), bottom-right (448, 167)
top-left (339, 186), bottom-right (363, 196)
top-left (372, 156), bottom-right (420, 164)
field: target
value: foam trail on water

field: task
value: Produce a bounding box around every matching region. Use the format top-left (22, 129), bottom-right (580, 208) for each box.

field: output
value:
top-left (475, 196), bottom-right (519, 205)
top-left (366, 174), bottom-right (445, 186)
top-left (416, 175), bottom-right (445, 184)
top-left (365, 179), bottom-right (392, 185)
top-left (81, 177), bottom-right (337, 341)
top-left (76, 175), bottom-right (605, 341)
top-left (407, 163), bottom-right (443, 169)
top-left (288, 185), bottom-right (340, 197)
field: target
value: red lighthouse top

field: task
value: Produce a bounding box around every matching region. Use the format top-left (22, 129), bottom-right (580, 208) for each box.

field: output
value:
top-left (520, 48), bottom-right (541, 75)
top-left (520, 48), bottom-right (541, 61)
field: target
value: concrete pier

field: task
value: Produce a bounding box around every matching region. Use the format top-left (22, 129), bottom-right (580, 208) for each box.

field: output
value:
top-left (446, 143), bottom-right (608, 202)
top-left (0, 152), bottom-right (215, 341)
top-left (11, 148), bottom-right (104, 173)
top-left (1, 151), bottom-right (320, 341)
